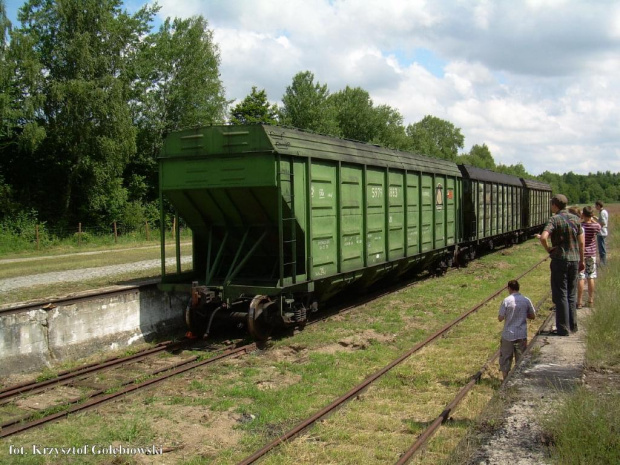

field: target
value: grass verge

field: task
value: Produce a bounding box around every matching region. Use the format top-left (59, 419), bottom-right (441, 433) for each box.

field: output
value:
top-left (542, 211), bottom-right (620, 464)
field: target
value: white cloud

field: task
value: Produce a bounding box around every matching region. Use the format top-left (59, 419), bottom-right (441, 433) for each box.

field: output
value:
top-left (154, 0), bottom-right (620, 175)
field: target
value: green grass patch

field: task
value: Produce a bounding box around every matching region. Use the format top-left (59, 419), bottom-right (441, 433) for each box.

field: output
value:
top-left (541, 213), bottom-right (620, 464)
top-left (543, 387), bottom-right (620, 464)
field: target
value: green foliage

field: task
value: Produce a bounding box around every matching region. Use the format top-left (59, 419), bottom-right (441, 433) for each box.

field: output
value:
top-left (457, 143), bottom-right (496, 170)
top-left (406, 115), bottom-right (465, 161)
top-left (136, 15), bottom-right (228, 132)
top-left (331, 86), bottom-right (378, 142)
top-left (0, 4), bottom-right (228, 233)
top-left (229, 86), bottom-right (279, 124)
top-left (539, 170), bottom-right (620, 204)
top-left (280, 70), bottom-right (340, 135)
top-left (545, 388), bottom-right (620, 465)
top-left (0, 208), bottom-right (39, 237)
top-left (495, 162), bottom-right (529, 177)
top-left (0, 0), bottom-right (13, 140)
top-left (0, 208), bottom-right (52, 252)
top-left (370, 104), bottom-right (412, 150)
top-left (127, 14), bottom-right (228, 211)
top-left (4, 0), bottom-right (155, 228)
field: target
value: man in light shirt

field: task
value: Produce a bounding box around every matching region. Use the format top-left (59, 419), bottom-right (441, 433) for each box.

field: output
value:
top-left (595, 200), bottom-right (609, 266)
top-left (498, 280), bottom-right (536, 380)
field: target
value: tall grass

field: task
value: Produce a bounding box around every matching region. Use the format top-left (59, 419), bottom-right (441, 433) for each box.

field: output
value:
top-left (544, 212), bottom-right (620, 464)
top-left (585, 258), bottom-right (620, 369)
top-left (0, 226), bottom-right (192, 257)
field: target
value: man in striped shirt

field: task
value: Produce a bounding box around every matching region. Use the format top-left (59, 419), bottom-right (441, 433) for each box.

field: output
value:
top-left (498, 280), bottom-right (536, 380)
top-left (578, 206), bottom-right (601, 308)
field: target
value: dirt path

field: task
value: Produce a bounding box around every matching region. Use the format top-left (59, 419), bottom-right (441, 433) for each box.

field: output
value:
top-left (470, 308), bottom-right (589, 464)
top-left (0, 256), bottom-right (192, 292)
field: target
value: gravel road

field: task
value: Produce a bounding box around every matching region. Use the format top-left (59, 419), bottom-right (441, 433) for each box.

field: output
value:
top-left (0, 256), bottom-right (192, 293)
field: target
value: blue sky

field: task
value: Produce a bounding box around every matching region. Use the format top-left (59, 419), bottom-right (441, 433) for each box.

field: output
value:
top-left (4, 0), bottom-right (620, 176)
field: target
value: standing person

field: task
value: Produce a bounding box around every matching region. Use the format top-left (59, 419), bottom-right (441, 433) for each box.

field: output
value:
top-left (595, 200), bottom-right (609, 266)
top-left (578, 206), bottom-right (601, 308)
top-left (539, 194), bottom-right (585, 336)
top-left (498, 280), bottom-right (536, 380)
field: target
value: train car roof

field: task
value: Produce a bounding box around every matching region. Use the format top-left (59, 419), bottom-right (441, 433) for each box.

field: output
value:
top-left (457, 164), bottom-right (523, 187)
top-left (161, 124), bottom-right (463, 177)
top-left (520, 178), bottom-right (552, 191)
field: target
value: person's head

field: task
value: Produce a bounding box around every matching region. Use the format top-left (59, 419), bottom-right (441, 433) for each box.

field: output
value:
top-left (568, 205), bottom-right (580, 216)
top-left (507, 280), bottom-right (520, 293)
top-left (595, 200), bottom-right (604, 210)
top-left (582, 206), bottom-right (594, 219)
top-left (551, 194), bottom-right (568, 213)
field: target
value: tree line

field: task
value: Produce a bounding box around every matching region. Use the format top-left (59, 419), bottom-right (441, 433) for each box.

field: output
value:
top-left (1, 0), bottom-right (617, 239)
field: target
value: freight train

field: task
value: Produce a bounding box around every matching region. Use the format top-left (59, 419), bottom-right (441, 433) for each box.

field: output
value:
top-left (158, 124), bottom-right (551, 340)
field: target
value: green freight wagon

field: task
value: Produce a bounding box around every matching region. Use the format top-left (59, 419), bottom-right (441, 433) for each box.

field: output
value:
top-left (159, 124), bottom-right (463, 340)
top-left (458, 165), bottom-right (524, 256)
top-left (520, 178), bottom-right (552, 234)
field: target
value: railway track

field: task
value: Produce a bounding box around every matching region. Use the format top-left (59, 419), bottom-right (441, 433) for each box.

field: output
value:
top-left (236, 257), bottom-right (549, 465)
top-left (1, 248), bottom-right (548, 454)
top-left (0, 266), bottom-right (440, 439)
top-left (0, 271), bottom-right (441, 440)
top-left (0, 338), bottom-right (255, 438)
top-left (394, 298), bottom-right (553, 465)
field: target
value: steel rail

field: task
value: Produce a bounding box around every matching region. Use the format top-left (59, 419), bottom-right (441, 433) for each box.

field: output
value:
top-left (0, 342), bottom-right (257, 438)
top-left (395, 293), bottom-right (553, 464)
top-left (0, 339), bottom-right (194, 401)
top-left (236, 257), bottom-right (548, 465)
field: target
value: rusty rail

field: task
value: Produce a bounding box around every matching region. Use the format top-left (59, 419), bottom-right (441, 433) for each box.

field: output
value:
top-left (395, 293), bottom-right (553, 464)
top-left (237, 257), bottom-right (548, 465)
top-left (0, 342), bottom-right (256, 438)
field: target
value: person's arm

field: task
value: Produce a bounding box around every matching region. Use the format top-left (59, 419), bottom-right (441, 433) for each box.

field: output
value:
top-left (498, 301), bottom-right (506, 322)
top-left (578, 229), bottom-right (585, 272)
top-left (527, 302), bottom-right (536, 320)
top-left (539, 230), bottom-right (553, 254)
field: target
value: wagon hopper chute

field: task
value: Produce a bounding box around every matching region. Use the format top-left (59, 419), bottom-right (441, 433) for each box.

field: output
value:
top-left (159, 125), bottom-right (463, 340)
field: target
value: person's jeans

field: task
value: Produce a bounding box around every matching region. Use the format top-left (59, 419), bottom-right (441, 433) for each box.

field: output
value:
top-left (597, 234), bottom-right (607, 265)
top-left (550, 259), bottom-right (579, 334)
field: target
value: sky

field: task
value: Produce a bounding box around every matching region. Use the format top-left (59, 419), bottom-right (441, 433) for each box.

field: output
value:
top-left (5, 0), bottom-right (620, 176)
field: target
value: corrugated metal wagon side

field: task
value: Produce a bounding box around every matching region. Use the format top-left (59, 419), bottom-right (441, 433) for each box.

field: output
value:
top-left (457, 165), bottom-right (524, 259)
top-left (159, 124), bottom-right (463, 340)
top-left (520, 178), bottom-right (552, 234)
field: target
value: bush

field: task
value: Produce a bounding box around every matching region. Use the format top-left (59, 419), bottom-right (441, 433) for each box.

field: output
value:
top-left (0, 209), bottom-right (52, 252)
top-left (73, 230), bottom-right (94, 244)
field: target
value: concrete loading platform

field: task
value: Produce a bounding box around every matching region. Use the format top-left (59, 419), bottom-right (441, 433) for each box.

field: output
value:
top-left (0, 282), bottom-right (186, 377)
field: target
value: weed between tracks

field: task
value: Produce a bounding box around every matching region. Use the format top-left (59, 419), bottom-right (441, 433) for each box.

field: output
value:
top-left (0, 240), bottom-right (551, 464)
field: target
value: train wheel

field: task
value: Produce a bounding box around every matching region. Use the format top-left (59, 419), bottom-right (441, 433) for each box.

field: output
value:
top-left (247, 295), bottom-right (274, 341)
top-left (185, 304), bottom-right (209, 338)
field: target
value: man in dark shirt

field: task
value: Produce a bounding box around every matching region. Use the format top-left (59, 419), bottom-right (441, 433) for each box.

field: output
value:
top-left (539, 194), bottom-right (585, 336)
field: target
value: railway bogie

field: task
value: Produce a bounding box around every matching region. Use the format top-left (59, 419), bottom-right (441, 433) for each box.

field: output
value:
top-left (158, 124), bottom-right (551, 340)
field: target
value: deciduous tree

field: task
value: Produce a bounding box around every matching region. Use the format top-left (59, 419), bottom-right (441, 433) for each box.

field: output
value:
top-left (229, 86), bottom-right (278, 125)
top-left (406, 115), bottom-right (464, 161)
top-left (280, 71), bottom-right (340, 136)
top-left (331, 86), bottom-right (377, 142)
top-left (129, 15), bottom-right (228, 204)
top-left (457, 143), bottom-right (496, 169)
top-left (7, 0), bottom-right (157, 226)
